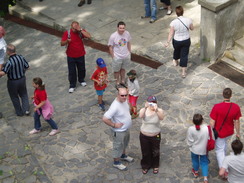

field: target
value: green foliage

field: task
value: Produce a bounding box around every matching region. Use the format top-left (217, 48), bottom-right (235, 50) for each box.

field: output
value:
top-left (0, 170), bottom-right (3, 176)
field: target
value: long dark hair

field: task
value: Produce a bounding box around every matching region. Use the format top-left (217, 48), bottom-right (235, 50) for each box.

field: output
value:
top-left (33, 77), bottom-right (45, 90)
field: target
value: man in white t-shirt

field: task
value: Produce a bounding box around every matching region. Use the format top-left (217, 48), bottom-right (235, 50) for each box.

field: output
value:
top-left (108, 21), bottom-right (131, 86)
top-left (219, 139), bottom-right (244, 183)
top-left (0, 26), bottom-right (7, 71)
top-left (102, 87), bottom-right (133, 170)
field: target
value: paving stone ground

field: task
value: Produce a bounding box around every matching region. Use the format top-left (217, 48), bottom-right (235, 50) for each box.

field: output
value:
top-left (0, 0), bottom-right (244, 183)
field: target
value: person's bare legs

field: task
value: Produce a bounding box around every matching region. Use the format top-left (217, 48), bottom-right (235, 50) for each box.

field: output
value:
top-left (120, 69), bottom-right (125, 84)
top-left (182, 67), bottom-right (187, 78)
top-left (114, 71), bottom-right (120, 85)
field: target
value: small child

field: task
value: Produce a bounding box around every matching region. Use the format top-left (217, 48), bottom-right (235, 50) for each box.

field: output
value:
top-left (127, 70), bottom-right (140, 119)
top-left (91, 58), bottom-right (108, 111)
top-left (29, 77), bottom-right (60, 136)
top-left (187, 114), bottom-right (209, 183)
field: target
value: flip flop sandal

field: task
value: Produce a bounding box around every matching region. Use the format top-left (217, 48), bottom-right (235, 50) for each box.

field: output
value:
top-left (142, 169), bottom-right (148, 174)
top-left (153, 168), bottom-right (159, 174)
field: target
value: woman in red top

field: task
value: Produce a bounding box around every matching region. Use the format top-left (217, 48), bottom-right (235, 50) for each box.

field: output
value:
top-left (29, 77), bottom-right (60, 136)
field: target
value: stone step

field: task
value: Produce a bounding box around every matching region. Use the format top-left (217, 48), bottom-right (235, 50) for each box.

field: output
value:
top-left (8, 3), bottom-right (65, 32)
top-left (221, 56), bottom-right (244, 74)
top-left (235, 36), bottom-right (244, 50)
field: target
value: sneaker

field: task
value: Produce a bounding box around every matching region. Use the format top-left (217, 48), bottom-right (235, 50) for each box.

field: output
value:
top-left (121, 155), bottom-right (134, 162)
top-left (141, 16), bottom-right (150, 19)
top-left (81, 82), bottom-right (87, 87)
top-left (149, 19), bottom-right (156, 23)
top-left (204, 178), bottom-right (208, 183)
top-left (113, 162), bottom-right (127, 171)
top-left (25, 111), bottom-right (30, 116)
top-left (167, 10), bottom-right (172, 15)
top-left (78, 0), bottom-right (85, 7)
top-left (49, 129), bottom-right (60, 136)
top-left (159, 6), bottom-right (166, 10)
top-left (29, 129), bottom-right (41, 134)
top-left (87, 0), bottom-right (92, 4)
top-left (99, 104), bottom-right (105, 111)
top-left (192, 168), bottom-right (199, 178)
top-left (69, 88), bottom-right (75, 93)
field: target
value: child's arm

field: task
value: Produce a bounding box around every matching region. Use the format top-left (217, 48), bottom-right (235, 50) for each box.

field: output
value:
top-left (34, 101), bottom-right (46, 112)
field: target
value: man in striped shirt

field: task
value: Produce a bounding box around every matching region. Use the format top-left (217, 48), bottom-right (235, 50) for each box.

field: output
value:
top-left (0, 44), bottom-right (30, 116)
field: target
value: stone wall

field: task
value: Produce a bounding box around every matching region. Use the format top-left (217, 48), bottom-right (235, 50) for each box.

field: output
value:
top-left (199, 0), bottom-right (244, 61)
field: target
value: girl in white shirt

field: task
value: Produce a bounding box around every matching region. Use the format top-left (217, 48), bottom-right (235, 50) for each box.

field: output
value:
top-left (187, 114), bottom-right (209, 183)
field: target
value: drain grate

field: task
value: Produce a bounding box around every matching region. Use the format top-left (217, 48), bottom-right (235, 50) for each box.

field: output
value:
top-left (208, 61), bottom-right (244, 87)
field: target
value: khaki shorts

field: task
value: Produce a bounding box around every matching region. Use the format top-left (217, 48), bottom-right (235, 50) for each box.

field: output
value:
top-left (112, 130), bottom-right (130, 158)
top-left (112, 57), bottom-right (130, 72)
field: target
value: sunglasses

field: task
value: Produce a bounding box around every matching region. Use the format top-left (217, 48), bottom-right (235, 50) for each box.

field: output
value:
top-left (120, 94), bottom-right (128, 97)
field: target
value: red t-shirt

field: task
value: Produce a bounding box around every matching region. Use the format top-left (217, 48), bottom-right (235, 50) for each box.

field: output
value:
top-left (61, 29), bottom-right (86, 58)
top-left (210, 102), bottom-right (242, 138)
top-left (91, 67), bottom-right (108, 90)
top-left (34, 89), bottom-right (47, 105)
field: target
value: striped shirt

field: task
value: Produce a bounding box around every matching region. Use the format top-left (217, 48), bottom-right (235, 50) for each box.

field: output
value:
top-left (3, 54), bottom-right (29, 80)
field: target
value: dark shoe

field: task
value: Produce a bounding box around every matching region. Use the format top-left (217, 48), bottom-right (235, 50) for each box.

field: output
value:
top-left (78, 0), bottom-right (85, 7)
top-left (87, 0), bottom-right (92, 4)
top-left (39, 0), bottom-right (43, 2)
top-left (141, 16), bottom-right (150, 19)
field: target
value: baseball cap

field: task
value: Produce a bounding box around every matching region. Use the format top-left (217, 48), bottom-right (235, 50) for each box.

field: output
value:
top-left (96, 58), bottom-right (106, 68)
top-left (147, 96), bottom-right (157, 103)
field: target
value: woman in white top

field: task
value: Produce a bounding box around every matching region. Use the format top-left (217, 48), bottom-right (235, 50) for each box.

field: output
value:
top-left (139, 96), bottom-right (164, 174)
top-left (187, 114), bottom-right (209, 183)
top-left (165, 6), bottom-right (194, 78)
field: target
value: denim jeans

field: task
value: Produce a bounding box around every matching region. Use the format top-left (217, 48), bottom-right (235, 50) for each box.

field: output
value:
top-left (34, 109), bottom-right (58, 130)
top-left (191, 152), bottom-right (208, 177)
top-left (144, 0), bottom-right (157, 20)
top-left (67, 56), bottom-right (86, 88)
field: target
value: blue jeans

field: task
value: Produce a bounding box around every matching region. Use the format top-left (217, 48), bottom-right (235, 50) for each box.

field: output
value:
top-left (67, 56), bottom-right (86, 88)
top-left (191, 152), bottom-right (208, 177)
top-left (34, 109), bottom-right (58, 130)
top-left (144, 0), bottom-right (157, 20)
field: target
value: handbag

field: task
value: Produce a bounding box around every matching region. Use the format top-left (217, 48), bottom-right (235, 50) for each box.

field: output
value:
top-left (213, 103), bottom-right (232, 139)
top-left (207, 125), bottom-right (215, 151)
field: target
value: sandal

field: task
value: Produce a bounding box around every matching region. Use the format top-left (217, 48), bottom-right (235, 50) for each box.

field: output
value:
top-left (153, 168), bottom-right (159, 174)
top-left (142, 169), bottom-right (148, 174)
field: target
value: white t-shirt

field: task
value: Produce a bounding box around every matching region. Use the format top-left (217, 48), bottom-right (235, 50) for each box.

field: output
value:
top-left (127, 78), bottom-right (140, 96)
top-left (170, 16), bottom-right (192, 41)
top-left (108, 30), bottom-right (131, 59)
top-left (0, 37), bottom-right (7, 64)
top-left (104, 98), bottom-right (132, 132)
top-left (187, 124), bottom-right (208, 155)
top-left (222, 152), bottom-right (244, 183)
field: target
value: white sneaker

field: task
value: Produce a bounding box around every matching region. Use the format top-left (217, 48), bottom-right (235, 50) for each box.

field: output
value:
top-left (113, 162), bottom-right (127, 171)
top-left (80, 82), bottom-right (87, 87)
top-left (25, 111), bottom-right (30, 115)
top-left (29, 129), bottom-right (41, 134)
top-left (49, 129), bottom-right (60, 136)
top-left (69, 88), bottom-right (75, 93)
top-left (121, 155), bottom-right (134, 162)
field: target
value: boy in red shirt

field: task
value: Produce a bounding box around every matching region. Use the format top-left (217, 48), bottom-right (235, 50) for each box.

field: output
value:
top-left (91, 58), bottom-right (108, 111)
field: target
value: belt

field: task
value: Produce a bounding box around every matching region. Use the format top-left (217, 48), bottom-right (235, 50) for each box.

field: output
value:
top-left (8, 76), bottom-right (23, 81)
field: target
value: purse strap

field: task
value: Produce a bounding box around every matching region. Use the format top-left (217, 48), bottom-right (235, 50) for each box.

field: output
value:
top-left (216, 103), bottom-right (233, 133)
top-left (207, 125), bottom-right (213, 140)
top-left (177, 18), bottom-right (189, 30)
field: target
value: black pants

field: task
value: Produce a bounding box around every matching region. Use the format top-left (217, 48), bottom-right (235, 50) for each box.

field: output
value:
top-left (7, 76), bottom-right (30, 116)
top-left (67, 56), bottom-right (86, 88)
top-left (173, 38), bottom-right (191, 67)
top-left (140, 132), bottom-right (161, 169)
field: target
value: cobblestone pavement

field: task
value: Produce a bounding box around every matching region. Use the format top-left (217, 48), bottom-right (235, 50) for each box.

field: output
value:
top-left (1, 1), bottom-right (244, 183)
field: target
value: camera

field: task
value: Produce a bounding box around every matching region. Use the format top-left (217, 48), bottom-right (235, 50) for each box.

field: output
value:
top-left (148, 102), bottom-right (156, 107)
